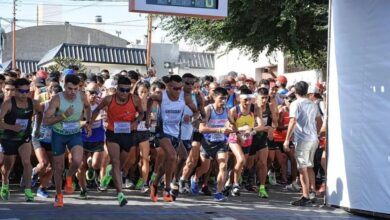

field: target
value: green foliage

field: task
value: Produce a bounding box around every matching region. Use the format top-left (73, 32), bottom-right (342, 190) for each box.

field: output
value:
top-left (48, 57), bottom-right (86, 73)
top-left (160, 0), bottom-right (328, 71)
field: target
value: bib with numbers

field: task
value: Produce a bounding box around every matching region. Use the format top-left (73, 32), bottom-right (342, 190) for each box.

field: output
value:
top-left (137, 121), bottom-right (148, 131)
top-left (114, 122), bottom-right (131, 133)
top-left (92, 120), bottom-right (102, 129)
top-left (15, 119), bottom-right (29, 130)
top-left (63, 121), bottom-right (80, 133)
top-left (210, 133), bottom-right (226, 142)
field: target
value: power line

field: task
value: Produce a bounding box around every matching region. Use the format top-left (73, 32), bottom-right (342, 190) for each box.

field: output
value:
top-left (10, 18), bottom-right (146, 27)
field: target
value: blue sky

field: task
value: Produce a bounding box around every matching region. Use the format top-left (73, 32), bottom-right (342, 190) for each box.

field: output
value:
top-left (0, 0), bottom-right (168, 44)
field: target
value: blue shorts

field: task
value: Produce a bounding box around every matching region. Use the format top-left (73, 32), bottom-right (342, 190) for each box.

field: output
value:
top-left (51, 131), bottom-right (83, 156)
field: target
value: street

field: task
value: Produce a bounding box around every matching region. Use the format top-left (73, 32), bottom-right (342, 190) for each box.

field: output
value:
top-left (0, 185), bottom-right (367, 220)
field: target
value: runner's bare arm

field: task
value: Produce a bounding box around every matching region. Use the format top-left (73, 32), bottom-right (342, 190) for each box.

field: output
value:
top-left (81, 93), bottom-right (92, 124)
top-left (91, 95), bottom-right (111, 123)
top-left (33, 100), bottom-right (43, 136)
top-left (133, 94), bottom-right (144, 122)
top-left (195, 92), bottom-right (206, 118)
top-left (43, 95), bottom-right (65, 126)
top-left (146, 93), bottom-right (162, 127)
top-left (184, 93), bottom-right (200, 116)
top-left (253, 105), bottom-right (266, 132)
top-left (199, 106), bottom-right (213, 133)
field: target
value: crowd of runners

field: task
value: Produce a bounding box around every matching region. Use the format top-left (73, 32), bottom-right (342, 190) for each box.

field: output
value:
top-left (0, 68), bottom-right (327, 208)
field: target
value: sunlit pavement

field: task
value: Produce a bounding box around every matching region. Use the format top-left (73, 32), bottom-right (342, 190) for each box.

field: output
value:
top-left (0, 185), bottom-right (367, 220)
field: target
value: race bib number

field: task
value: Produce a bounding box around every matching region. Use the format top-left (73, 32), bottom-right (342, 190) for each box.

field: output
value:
top-left (210, 133), bottom-right (225, 142)
top-left (114, 122), bottom-right (131, 134)
top-left (63, 122), bottom-right (80, 132)
top-left (137, 121), bottom-right (148, 131)
top-left (42, 126), bottom-right (52, 139)
top-left (92, 120), bottom-right (102, 129)
top-left (15, 119), bottom-right (28, 130)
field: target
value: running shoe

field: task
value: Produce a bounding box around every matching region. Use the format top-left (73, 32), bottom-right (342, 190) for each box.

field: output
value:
top-left (135, 178), bottom-right (144, 190)
top-left (268, 170), bottom-right (277, 186)
top-left (37, 187), bottom-right (49, 198)
top-left (80, 189), bottom-right (88, 200)
top-left (54, 194), bottom-right (64, 207)
top-left (190, 176), bottom-right (199, 195)
top-left (222, 185), bottom-right (231, 197)
top-left (150, 184), bottom-right (158, 202)
top-left (125, 178), bottom-right (135, 190)
top-left (86, 168), bottom-right (96, 181)
top-left (1, 185), bottom-right (10, 200)
top-left (170, 188), bottom-right (179, 201)
top-left (309, 191), bottom-right (317, 203)
top-left (214, 192), bottom-right (226, 202)
top-left (231, 184), bottom-right (241, 197)
top-left (201, 185), bottom-right (212, 196)
top-left (100, 164), bottom-right (112, 189)
top-left (286, 181), bottom-right (301, 192)
top-left (141, 184), bottom-right (150, 194)
top-left (179, 179), bottom-right (190, 194)
top-left (31, 168), bottom-right (39, 188)
top-left (64, 176), bottom-right (74, 194)
top-left (291, 196), bottom-right (311, 206)
top-left (258, 185), bottom-right (269, 198)
top-left (117, 192), bottom-right (128, 207)
top-left (163, 189), bottom-right (173, 202)
top-left (24, 188), bottom-right (34, 202)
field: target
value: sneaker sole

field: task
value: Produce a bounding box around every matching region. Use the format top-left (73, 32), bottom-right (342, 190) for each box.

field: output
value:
top-left (119, 199), bottom-right (128, 207)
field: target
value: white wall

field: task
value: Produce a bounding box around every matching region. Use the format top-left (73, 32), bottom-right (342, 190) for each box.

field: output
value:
top-left (214, 48), bottom-right (283, 80)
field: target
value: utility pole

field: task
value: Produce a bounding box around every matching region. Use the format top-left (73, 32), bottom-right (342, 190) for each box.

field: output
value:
top-left (12, 0), bottom-right (17, 69)
top-left (146, 14), bottom-right (152, 69)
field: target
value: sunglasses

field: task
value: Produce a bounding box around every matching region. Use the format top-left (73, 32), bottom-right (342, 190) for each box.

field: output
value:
top-left (173, 86), bottom-right (182, 91)
top-left (118, 88), bottom-right (131, 93)
top-left (184, 81), bottom-right (194, 86)
top-left (225, 86), bottom-right (232, 90)
top-left (18, 89), bottom-right (30, 94)
top-left (87, 90), bottom-right (97, 95)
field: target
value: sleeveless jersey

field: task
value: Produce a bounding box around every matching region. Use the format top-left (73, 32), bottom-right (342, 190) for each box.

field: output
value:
top-left (107, 95), bottom-right (136, 133)
top-left (2, 97), bottom-right (34, 141)
top-left (53, 92), bottom-right (83, 135)
top-left (273, 110), bottom-right (289, 142)
top-left (82, 104), bottom-right (105, 142)
top-left (203, 105), bottom-right (229, 142)
top-left (160, 90), bottom-right (185, 138)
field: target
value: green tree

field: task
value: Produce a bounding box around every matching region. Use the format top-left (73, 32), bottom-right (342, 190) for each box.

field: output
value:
top-left (161, 0), bottom-right (328, 70)
top-left (48, 57), bottom-right (86, 73)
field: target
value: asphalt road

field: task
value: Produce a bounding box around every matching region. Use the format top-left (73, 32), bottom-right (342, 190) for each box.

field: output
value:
top-left (0, 185), bottom-right (368, 220)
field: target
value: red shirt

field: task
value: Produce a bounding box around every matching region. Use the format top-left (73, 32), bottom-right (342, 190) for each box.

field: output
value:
top-left (106, 95), bottom-right (136, 132)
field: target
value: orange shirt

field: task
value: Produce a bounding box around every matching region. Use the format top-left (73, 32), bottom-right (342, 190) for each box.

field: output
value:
top-left (107, 95), bottom-right (136, 132)
top-left (273, 111), bottom-right (289, 142)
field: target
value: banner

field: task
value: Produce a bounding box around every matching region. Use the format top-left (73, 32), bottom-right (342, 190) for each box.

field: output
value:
top-left (327, 0), bottom-right (390, 214)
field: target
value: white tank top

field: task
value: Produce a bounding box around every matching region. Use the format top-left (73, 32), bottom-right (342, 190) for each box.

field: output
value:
top-left (160, 90), bottom-right (185, 138)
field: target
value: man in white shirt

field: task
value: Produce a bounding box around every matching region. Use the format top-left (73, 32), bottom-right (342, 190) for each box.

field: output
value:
top-left (283, 81), bottom-right (322, 206)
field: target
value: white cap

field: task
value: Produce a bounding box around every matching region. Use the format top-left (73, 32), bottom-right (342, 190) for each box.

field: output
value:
top-left (104, 78), bottom-right (117, 89)
top-left (308, 85), bottom-right (320, 94)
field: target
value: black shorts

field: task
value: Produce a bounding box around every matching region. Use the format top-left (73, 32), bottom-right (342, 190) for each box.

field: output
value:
top-left (149, 132), bottom-right (159, 149)
top-left (39, 142), bottom-right (52, 152)
top-left (158, 133), bottom-right (180, 151)
top-left (242, 147), bottom-right (251, 155)
top-left (268, 139), bottom-right (282, 151)
top-left (83, 142), bottom-right (104, 153)
top-left (192, 130), bottom-right (203, 142)
top-left (1, 137), bottom-right (31, 156)
top-left (201, 138), bottom-right (228, 160)
top-left (249, 132), bottom-right (268, 156)
top-left (134, 131), bottom-right (150, 145)
top-left (105, 130), bottom-right (135, 152)
top-left (182, 140), bottom-right (192, 151)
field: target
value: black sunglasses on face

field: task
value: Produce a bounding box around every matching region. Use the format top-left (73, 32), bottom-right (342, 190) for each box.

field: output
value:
top-left (87, 90), bottom-right (97, 95)
top-left (18, 89), bottom-right (30, 94)
top-left (184, 81), bottom-right (194, 86)
top-left (119, 88), bottom-right (131, 93)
